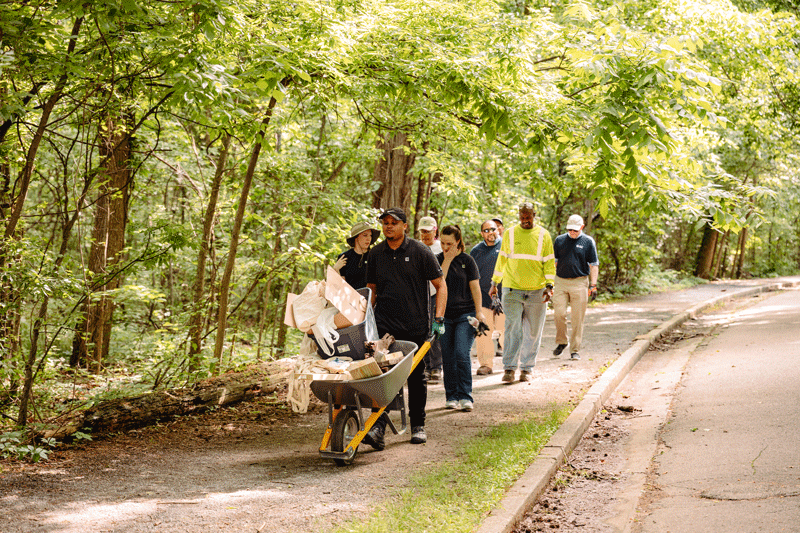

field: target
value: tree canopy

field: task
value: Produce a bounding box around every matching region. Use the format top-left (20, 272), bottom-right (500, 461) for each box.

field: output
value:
top-left (1, 0), bottom-right (798, 430)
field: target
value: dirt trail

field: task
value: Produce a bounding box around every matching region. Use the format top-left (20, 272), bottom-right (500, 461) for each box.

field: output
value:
top-left (1, 279), bottom-right (792, 533)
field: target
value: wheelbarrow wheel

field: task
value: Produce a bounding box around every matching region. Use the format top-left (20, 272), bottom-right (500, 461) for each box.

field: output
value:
top-left (331, 408), bottom-right (360, 466)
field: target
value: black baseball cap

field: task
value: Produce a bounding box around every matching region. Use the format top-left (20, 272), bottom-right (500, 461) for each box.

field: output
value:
top-left (378, 207), bottom-right (407, 223)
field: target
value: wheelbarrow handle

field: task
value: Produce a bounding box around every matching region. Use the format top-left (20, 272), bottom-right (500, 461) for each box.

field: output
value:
top-left (410, 337), bottom-right (435, 374)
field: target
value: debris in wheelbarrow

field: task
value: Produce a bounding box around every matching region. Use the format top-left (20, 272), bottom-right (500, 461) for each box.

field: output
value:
top-left (364, 333), bottom-right (395, 356)
top-left (346, 358), bottom-right (382, 380)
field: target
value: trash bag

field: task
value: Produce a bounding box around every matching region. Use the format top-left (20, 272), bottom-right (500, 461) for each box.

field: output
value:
top-left (292, 280), bottom-right (327, 330)
top-left (310, 306), bottom-right (340, 357)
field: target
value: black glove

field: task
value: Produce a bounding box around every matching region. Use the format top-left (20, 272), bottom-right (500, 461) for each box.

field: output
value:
top-left (490, 294), bottom-right (503, 316)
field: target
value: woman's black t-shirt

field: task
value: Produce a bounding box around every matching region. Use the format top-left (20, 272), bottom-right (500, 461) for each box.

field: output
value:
top-left (337, 248), bottom-right (369, 289)
top-left (436, 251), bottom-right (480, 319)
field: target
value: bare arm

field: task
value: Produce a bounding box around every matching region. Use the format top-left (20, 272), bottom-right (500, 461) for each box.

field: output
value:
top-left (469, 279), bottom-right (487, 323)
top-left (589, 265), bottom-right (599, 286)
top-left (430, 276), bottom-right (448, 318)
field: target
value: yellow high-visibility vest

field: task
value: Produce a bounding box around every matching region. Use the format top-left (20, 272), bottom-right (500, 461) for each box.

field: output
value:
top-left (492, 224), bottom-right (555, 290)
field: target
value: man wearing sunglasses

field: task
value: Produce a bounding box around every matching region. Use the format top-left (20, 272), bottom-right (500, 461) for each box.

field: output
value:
top-left (470, 219), bottom-right (505, 375)
top-left (488, 202), bottom-right (555, 383)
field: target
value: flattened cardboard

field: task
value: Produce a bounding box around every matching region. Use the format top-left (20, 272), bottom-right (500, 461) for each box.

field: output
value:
top-left (284, 293), bottom-right (299, 328)
top-left (325, 266), bottom-right (367, 326)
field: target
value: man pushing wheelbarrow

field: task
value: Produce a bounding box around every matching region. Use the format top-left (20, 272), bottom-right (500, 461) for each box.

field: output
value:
top-left (362, 207), bottom-right (448, 449)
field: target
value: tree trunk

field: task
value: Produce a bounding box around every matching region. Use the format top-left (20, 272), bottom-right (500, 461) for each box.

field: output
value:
top-left (694, 219), bottom-right (718, 279)
top-left (71, 115), bottom-right (133, 372)
top-left (371, 133), bottom-right (417, 212)
top-left (213, 97), bottom-right (280, 370)
top-left (734, 227), bottom-right (748, 278)
top-left (188, 134), bottom-right (230, 368)
top-left (711, 229), bottom-right (731, 279)
top-left (39, 358), bottom-right (295, 440)
top-left (2, 17), bottom-right (83, 242)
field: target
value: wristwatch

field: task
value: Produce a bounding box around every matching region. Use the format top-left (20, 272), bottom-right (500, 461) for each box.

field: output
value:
top-left (546, 284), bottom-right (553, 291)
top-left (434, 317), bottom-right (444, 324)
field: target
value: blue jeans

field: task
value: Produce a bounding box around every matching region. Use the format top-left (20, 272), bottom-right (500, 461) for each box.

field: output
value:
top-left (502, 287), bottom-right (547, 371)
top-left (439, 312), bottom-right (476, 402)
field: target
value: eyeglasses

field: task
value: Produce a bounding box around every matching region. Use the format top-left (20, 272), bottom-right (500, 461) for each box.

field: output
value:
top-left (481, 228), bottom-right (497, 233)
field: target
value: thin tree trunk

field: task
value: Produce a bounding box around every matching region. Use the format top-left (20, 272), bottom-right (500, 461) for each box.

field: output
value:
top-left (711, 229), bottom-right (731, 279)
top-left (3, 17), bottom-right (83, 241)
top-left (188, 134), bottom-right (230, 368)
top-left (213, 97), bottom-right (279, 370)
top-left (734, 227), bottom-right (748, 278)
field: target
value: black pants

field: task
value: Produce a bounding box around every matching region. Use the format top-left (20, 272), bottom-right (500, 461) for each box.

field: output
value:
top-left (377, 329), bottom-right (428, 429)
top-left (424, 295), bottom-right (442, 370)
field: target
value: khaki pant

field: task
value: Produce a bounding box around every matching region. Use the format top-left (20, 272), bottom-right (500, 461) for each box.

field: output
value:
top-left (553, 275), bottom-right (589, 353)
top-left (475, 306), bottom-right (504, 368)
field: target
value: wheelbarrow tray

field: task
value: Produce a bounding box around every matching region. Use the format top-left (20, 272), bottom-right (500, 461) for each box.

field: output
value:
top-left (310, 340), bottom-right (418, 409)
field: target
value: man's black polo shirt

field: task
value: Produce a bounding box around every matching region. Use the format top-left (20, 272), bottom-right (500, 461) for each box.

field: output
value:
top-left (366, 235), bottom-right (443, 338)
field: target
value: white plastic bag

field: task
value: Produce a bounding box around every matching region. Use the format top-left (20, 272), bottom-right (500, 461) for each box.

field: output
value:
top-left (292, 281), bottom-right (327, 330)
top-left (310, 306), bottom-right (340, 357)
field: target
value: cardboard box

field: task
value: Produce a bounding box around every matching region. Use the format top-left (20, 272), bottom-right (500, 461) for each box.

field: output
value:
top-left (325, 267), bottom-right (367, 327)
top-left (284, 268), bottom-right (367, 331)
top-left (346, 358), bottom-right (382, 380)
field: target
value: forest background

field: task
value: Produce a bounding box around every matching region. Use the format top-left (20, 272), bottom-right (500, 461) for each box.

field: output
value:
top-left (1, 0), bottom-right (798, 446)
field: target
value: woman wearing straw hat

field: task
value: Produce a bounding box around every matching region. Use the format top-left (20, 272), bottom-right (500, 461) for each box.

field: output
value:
top-left (333, 221), bottom-right (381, 289)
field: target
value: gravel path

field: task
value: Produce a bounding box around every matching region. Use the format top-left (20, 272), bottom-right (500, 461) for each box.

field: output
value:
top-left (2, 278), bottom-right (796, 533)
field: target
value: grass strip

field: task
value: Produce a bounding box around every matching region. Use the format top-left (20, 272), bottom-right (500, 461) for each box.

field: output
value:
top-left (328, 404), bottom-right (572, 533)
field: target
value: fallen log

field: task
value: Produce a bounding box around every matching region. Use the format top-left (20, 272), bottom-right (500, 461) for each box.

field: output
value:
top-left (41, 358), bottom-right (295, 440)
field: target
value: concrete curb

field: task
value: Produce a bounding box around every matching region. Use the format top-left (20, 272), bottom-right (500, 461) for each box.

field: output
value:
top-left (475, 280), bottom-right (799, 533)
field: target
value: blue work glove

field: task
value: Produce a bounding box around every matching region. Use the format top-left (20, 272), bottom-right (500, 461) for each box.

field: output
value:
top-left (431, 317), bottom-right (445, 337)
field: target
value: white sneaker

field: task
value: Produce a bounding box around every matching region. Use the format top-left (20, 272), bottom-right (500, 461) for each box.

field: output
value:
top-left (445, 399), bottom-right (458, 409)
top-left (459, 399), bottom-right (473, 411)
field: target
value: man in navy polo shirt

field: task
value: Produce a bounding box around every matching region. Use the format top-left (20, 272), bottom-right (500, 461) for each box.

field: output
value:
top-left (552, 214), bottom-right (599, 361)
top-left (363, 207), bottom-right (447, 448)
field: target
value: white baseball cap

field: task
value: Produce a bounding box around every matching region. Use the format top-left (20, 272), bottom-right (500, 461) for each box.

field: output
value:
top-left (566, 214), bottom-right (584, 231)
top-left (419, 216), bottom-right (437, 231)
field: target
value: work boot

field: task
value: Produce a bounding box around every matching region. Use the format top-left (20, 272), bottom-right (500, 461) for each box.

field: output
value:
top-left (410, 426), bottom-right (427, 444)
top-left (519, 370), bottom-right (531, 382)
top-left (476, 365), bottom-right (493, 376)
top-left (502, 369), bottom-right (515, 383)
top-left (553, 344), bottom-right (568, 356)
top-left (361, 415), bottom-right (386, 451)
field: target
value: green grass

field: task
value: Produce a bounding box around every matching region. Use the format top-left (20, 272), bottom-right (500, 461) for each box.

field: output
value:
top-left (327, 405), bottom-right (572, 533)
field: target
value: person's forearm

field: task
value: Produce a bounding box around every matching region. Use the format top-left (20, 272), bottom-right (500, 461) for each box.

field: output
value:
top-left (470, 281), bottom-right (482, 314)
top-left (435, 283), bottom-right (448, 317)
top-left (589, 265), bottom-right (599, 286)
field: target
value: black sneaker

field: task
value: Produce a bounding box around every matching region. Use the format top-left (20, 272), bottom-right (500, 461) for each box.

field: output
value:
top-left (410, 426), bottom-right (427, 444)
top-left (570, 352), bottom-right (580, 360)
top-left (362, 417), bottom-right (386, 451)
top-left (553, 344), bottom-right (568, 356)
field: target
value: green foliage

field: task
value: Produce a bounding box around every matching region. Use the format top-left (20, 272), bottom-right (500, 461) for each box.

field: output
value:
top-left (1, 0), bottom-right (798, 427)
top-left (0, 431), bottom-right (55, 463)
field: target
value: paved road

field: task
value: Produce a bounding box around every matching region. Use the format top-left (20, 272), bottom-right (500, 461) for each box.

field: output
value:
top-left (632, 287), bottom-right (800, 533)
